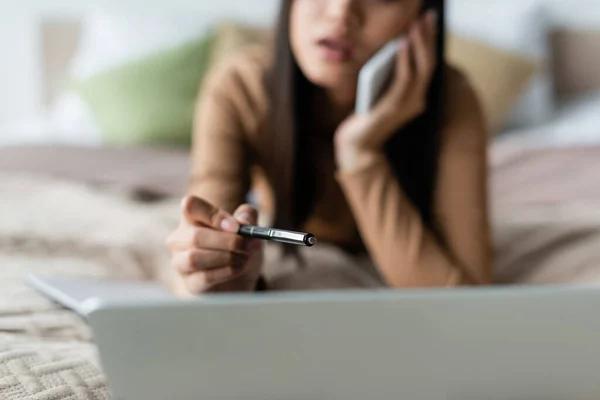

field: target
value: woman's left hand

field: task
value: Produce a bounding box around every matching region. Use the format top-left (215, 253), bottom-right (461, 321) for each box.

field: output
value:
top-left (335, 10), bottom-right (438, 171)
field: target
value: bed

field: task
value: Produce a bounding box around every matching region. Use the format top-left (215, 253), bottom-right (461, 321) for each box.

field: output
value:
top-left (2, 141), bottom-right (600, 398)
top-left (1, 6), bottom-right (600, 400)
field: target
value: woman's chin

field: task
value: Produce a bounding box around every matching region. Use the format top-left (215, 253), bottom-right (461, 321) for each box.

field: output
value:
top-left (303, 67), bottom-right (358, 91)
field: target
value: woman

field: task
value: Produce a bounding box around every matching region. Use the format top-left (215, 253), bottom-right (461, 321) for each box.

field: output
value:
top-left (167, 0), bottom-right (492, 295)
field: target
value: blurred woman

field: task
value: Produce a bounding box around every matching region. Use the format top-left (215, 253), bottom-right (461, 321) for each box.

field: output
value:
top-left (167, 0), bottom-right (492, 294)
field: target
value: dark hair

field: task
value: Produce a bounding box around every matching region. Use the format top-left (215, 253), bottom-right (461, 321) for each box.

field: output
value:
top-left (266, 0), bottom-right (446, 241)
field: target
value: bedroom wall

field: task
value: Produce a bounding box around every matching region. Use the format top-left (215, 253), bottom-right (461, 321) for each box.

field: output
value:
top-left (0, 11), bottom-right (42, 125)
top-left (0, 0), bottom-right (598, 127)
top-left (0, 0), bottom-right (279, 126)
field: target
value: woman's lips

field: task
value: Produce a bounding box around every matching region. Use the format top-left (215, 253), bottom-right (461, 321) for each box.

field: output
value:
top-left (317, 38), bottom-right (354, 62)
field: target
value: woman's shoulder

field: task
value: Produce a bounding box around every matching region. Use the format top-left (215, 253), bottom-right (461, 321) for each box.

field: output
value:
top-left (209, 43), bottom-right (273, 85)
top-left (200, 45), bottom-right (273, 124)
top-left (444, 64), bottom-right (479, 106)
top-left (442, 64), bottom-right (489, 137)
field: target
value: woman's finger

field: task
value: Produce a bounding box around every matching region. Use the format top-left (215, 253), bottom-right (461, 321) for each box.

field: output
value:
top-left (233, 204), bottom-right (259, 226)
top-left (168, 225), bottom-right (250, 254)
top-left (184, 267), bottom-right (240, 293)
top-left (392, 39), bottom-right (413, 100)
top-left (193, 226), bottom-right (250, 253)
top-left (181, 196), bottom-right (239, 233)
top-left (232, 204), bottom-right (264, 251)
top-left (410, 20), bottom-right (432, 82)
top-left (173, 249), bottom-right (248, 275)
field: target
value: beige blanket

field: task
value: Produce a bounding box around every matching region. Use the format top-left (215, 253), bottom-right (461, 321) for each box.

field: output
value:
top-left (0, 173), bottom-right (179, 399)
top-left (491, 142), bottom-right (600, 284)
top-left (2, 142), bottom-right (600, 398)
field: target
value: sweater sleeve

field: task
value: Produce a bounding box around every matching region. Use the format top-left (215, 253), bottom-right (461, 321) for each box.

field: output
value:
top-left (335, 69), bottom-right (492, 288)
top-left (188, 61), bottom-right (253, 213)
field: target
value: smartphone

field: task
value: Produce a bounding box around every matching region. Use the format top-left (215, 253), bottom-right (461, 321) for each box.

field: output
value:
top-left (355, 38), bottom-right (404, 115)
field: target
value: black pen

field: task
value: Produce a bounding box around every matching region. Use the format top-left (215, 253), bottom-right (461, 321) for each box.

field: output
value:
top-left (238, 225), bottom-right (317, 247)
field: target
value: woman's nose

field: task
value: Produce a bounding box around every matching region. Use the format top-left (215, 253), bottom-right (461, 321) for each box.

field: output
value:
top-left (322, 0), bottom-right (361, 27)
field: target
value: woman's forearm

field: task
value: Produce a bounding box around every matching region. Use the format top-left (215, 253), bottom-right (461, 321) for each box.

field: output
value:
top-left (335, 151), bottom-right (472, 288)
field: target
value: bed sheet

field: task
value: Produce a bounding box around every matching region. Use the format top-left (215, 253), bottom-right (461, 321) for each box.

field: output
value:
top-left (491, 137), bottom-right (600, 284)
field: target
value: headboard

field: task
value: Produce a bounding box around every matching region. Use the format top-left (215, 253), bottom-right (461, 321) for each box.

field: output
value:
top-left (41, 18), bottom-right (600, 105)
top-left (42, 19), bottom-right (81, 105)
top-left (551, 29), bottom-right (600, 97)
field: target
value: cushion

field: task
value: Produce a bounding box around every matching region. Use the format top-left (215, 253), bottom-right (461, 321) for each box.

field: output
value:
top-left (447, 34), bottom-right (537, 134)
top-left (448, 0), bottom-right (553, 130)
top-left (551, 29), bottom-right (600, 97)
top-left (73, 32), bottom-right (216, 147)
top-left (43, 7), bottom-right (279, 147)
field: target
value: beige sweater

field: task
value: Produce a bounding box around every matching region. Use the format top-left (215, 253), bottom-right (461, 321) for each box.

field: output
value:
top-left (190, 46), bottom-right (492, 288)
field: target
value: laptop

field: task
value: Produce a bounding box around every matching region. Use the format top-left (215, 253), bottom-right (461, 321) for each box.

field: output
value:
top-left (27, 274), bottom-right (600, 400)
top-left (27, 274), bottom-right (173, 315)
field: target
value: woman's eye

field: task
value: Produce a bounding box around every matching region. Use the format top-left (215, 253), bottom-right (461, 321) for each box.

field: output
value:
top-left (361, 0), bottom-right (401, 5)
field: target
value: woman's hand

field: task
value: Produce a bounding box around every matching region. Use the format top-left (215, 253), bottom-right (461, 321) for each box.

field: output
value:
top-left (335, 10), bottom-right (438, 171)
top-left (166, 196), bottom-right (263, 296)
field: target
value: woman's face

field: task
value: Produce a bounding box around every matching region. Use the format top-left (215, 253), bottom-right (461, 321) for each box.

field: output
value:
top-left (290, 0), bottom-right (422, 93)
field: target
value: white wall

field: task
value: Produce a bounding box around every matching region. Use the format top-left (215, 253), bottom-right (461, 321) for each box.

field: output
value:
top-left (0, 0), bottom-right (279, 126)
top-left (0, 11), bottom-right (41, 124)
top-left (0, 0), bottom-right (598, 127)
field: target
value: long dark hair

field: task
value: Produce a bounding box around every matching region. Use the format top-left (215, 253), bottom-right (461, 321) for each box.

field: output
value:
top-left (266, 0), bottom-right (446, 243)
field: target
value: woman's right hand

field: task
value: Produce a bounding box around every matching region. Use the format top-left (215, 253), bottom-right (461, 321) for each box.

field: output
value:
top-left (166, 196), bottom-right (264, 295)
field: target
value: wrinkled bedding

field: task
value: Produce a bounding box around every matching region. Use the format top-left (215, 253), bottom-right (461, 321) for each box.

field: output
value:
top-left (0, 173), bottom-right (179, 399)
top-left (0, 169), bottom-right (382, 398)
top-left (491, 141), bottom-right (600, 284)
top-left (1, 142), bottom-right (600, 398)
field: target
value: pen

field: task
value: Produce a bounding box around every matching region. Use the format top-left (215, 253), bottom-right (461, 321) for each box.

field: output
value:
top-left (238, 225), bottom-right (317, 247)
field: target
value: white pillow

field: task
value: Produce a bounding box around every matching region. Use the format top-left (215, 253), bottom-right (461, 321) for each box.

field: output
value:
top-left (448, 0), bottom-right (553, 130)
top-left (0, 94), bottom-right (102, 147)
top-left (47, 92), bottom-right (103, 145)
top-left (495, 91), bottom-right (600, 148)
top-left (0, 105), bottom-right (101, 147)
top-left (543, 91), bottom-right (600, 145)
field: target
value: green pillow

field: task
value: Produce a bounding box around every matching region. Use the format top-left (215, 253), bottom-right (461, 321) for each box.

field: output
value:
top-left (73, 30), bottom-right (216, 147)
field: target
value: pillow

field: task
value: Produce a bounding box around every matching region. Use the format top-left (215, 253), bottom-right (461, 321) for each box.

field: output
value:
top-left (47, 7), bottom-right (279, 147)
top-left (72, 32), bottom-right (215, 147)
top-left (448, 0), bottom-right (553, 130)
top-left (210, 21), bottom-right (273, 67)
top-left (447, 34), bottom-right (537, 134)
top-left (551, 29), bottom-right (600, 98)
top-left (46, 11), bottom-right (222, 146)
